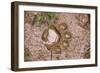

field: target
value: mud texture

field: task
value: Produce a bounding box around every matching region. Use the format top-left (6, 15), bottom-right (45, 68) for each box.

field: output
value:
top-left (24, 11), bottom-right (90, 61)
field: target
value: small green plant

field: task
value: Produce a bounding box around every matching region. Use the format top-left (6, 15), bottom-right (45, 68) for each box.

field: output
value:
top-left (32, 12), bottom-right (57, 27)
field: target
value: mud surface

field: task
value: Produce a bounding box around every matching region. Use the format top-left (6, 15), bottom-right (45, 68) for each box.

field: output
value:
top-left (24, 11), bottom-right (90, 61)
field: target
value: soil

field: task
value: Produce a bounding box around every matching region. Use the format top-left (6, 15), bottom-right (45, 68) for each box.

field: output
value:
top-left (24, 11), bottom-right (90, 61)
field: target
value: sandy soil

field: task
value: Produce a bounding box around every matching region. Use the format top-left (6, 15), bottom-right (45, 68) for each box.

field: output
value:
top-left (24, 11), bottom-right (90, 61)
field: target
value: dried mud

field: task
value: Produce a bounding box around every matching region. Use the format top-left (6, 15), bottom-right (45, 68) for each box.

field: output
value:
top-left (24, 11), bottom-right (90, 61)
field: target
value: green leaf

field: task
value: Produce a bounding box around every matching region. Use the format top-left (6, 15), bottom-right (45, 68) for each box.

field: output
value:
top-left (32, 12), bottom-right (57, 27)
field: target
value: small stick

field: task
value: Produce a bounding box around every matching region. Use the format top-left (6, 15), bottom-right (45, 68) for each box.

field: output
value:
top-left (51, 51), bottom-right (52, 60)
